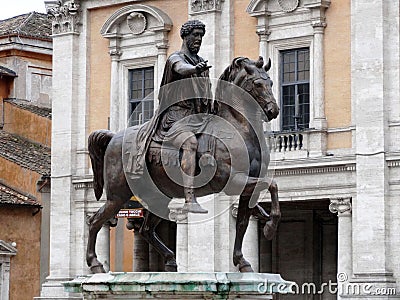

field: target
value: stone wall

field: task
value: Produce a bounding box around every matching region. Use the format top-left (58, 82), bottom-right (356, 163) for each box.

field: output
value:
top-left (0, 207), bottom-right (42, 300)
top-left (3, 101), bottom-right (51, 147)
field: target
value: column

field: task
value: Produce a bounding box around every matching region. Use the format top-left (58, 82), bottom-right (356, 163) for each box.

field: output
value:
top-left (109, 48), bottom-right (121, 131)
top-left (254, 11), bottom-right (270, 61)
top-left (133, 231), bottom-right (149, 272)
top-left (39, 1), bottom-right (83, 298)
top-left (311, 22), bottom-right (327, 130)
top-left (174, 211), bottom-right (189, 272)
top-left (96, 225), bottom-right (111, 273)
top-left (231, 205), bottom-right (260, 273)
top-left (214, 195), bottom-right (236, 272)
top-left (329, 196), bottom-right (352, 299)
top-left (257, 28), bottom-right (272, 133)
top-left (155, 43), bottom-right (168, 110)
top-left (304, 2), bottom-right (330, 130)
top-left (243, 218), bottom-right (259, 272)
top-left (172, 196), bottom-right (215, 272)
top-left (304, 3), bottom-right (330, 157)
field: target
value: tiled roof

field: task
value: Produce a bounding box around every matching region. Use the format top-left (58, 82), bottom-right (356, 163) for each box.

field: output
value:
top-left (0, 182), bottom-right (41, 207)
top-left (5, 99), bottom-right (52, 119)
top-left (0, 130), bottom-right (50, 175)
top-left (0, 66), bottom-right (17, 77)
top-left (0, 12), bottom-right (51, 40)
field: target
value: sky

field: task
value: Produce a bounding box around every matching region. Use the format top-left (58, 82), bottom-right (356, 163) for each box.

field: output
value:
top-left (0, 0), bottom-right (47, 20)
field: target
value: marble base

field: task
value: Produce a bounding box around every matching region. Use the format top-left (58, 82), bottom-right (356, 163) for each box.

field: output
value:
top-left (63, 272), bottom-right (293, 299)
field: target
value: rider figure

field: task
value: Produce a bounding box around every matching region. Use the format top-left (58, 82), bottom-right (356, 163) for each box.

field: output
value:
top-left (152, 20), bottom-right (212, 214)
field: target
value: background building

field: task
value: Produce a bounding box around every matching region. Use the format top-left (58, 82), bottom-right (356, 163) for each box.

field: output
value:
top-left (0, 12), bottom-right (52, 300)
top-left (37, 0), bottom-right (400, 300)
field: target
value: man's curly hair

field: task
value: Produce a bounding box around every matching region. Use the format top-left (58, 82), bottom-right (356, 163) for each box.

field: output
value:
top-left (180, 20), bottom-right (206, 39)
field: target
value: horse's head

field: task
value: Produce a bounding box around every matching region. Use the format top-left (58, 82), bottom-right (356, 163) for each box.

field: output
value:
top-left (229, 56), bottom-right (279, 121)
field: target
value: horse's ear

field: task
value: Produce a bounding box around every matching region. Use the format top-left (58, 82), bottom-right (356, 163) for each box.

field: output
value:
top-left (234, 57), bottom-right (247, 68)
top-left (244, 63), bottom-right (254, 75)
top-left (256, 56), bottom-right (264, 68)
top-left (264, 58), bottom-right (271, 72)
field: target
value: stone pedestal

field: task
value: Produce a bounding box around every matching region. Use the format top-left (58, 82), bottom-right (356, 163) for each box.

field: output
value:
top-left (63, 272), bottom-right (293, 299)
top-left (172, 195), bottom-right (258, 273)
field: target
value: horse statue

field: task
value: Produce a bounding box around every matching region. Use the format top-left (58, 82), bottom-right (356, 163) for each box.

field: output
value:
top-left (86, 56), bottom-right (281, 273)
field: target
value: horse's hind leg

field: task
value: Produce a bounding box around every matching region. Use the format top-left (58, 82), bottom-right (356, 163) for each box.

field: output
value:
top-left (140, 210), bottom-right (177, 272)
top-left (263, 179), bottom-right (281, 240)
top-left (87, 196), bottom-right (127, 273)
top-left (233, 195), bottom-right (254, 272)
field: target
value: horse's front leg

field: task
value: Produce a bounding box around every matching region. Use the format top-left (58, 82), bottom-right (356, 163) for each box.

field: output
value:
top-left (233, 195), bottom-right (254, 272)
top-left (226, 173), bottom-right (281, 240)
top-left (263, 178), bottom-right (281, 240)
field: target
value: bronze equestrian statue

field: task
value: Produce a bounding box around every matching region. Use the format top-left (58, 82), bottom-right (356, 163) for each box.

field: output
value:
top-left (86, 20), bottom-right (281, 273)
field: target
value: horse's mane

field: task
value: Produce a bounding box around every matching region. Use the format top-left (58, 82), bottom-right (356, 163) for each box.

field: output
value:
top-left (215, 57), bottom-right (252, 113)
top-left (218, 57), bottom-right (250, 83)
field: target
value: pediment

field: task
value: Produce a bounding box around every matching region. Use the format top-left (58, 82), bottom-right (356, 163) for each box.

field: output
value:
top-left (101, 4), bottom-right (172, 37)
top-left (247, 0), bottom-right (330, 15)
top-left (0, 240), bottom-right (17, 256)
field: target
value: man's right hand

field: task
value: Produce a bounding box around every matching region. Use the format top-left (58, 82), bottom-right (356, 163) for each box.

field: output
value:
top-left (195, 60), bottom-right (212, 74)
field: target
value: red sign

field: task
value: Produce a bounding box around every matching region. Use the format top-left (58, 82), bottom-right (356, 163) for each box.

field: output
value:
top-left (116, 208), bottom-right (144, 218)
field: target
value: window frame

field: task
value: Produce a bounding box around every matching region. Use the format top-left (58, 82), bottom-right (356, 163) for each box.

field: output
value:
top-left (118, 56), bottom-right (156, 129)
top-left (280, 47), bottom-right (310, 131)
top-left (128, 66), bottom-right (155, 126)
top-left (268, 38), bottom-right (314, 133)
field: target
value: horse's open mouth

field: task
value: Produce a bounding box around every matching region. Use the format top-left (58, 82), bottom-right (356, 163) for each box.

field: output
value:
top-left (263, 106), bottom-right (278, 122)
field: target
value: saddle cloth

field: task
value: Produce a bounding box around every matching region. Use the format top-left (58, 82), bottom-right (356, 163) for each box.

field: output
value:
top-left (123, 114), bottom-right (238, 177)
top-left (147, 132), bottom-right (217, 168)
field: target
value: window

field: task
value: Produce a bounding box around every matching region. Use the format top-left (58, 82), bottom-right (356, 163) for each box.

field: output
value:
top-left (280, 48), bottom-right (310, 131)
top-left (128, 67), bottom-right (154, 126)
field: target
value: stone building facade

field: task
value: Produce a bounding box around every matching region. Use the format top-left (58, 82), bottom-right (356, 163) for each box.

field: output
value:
top-left (0, 12), bottom-right (52, 300)
top-left (39, 0), bottom-right (400, 299)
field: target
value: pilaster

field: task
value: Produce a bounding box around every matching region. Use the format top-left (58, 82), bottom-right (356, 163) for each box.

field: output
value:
top-left (39, 1), bottom-right (85, 298)
top-left (189, 0), bottom-right (233, 79)
top-left (173, 196), bottom-right (215, 272)
top-left (350, 0), bottom-right (396, 297)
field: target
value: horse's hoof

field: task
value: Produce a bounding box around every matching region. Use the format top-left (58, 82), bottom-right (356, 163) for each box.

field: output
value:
top-left (126, 220), bottom-right (135, 230)
top-left (183, 203), bottom-right (208, 214)
top-left (252, 205), bottom-right (270, 221)
top-left (90, 264), bottom-right (106, 274)
top-left (165, 264), bottom-right (178, 272)
top-left (263, 221), bottom-right (277, 240)
top-left (239, 264), bottom-right (254, 273)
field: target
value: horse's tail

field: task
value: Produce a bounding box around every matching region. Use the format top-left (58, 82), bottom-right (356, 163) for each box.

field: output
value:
top-left (88, 130), bottom-right (115, 200)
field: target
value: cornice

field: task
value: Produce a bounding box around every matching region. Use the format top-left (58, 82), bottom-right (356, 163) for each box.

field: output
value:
top-left (270, 164), bottom-right (355, 177)
top-left (72, 175), bottom-right (94, 190)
